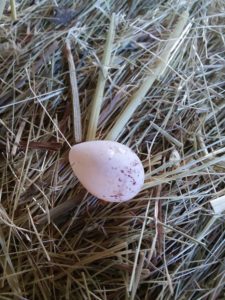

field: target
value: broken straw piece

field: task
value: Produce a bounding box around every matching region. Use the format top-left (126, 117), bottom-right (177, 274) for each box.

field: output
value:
top-left (210, 196), bottom-right (225, 214)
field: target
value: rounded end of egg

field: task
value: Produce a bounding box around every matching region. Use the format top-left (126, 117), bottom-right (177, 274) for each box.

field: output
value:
top-left (69, 141), bottom-right (144, 203)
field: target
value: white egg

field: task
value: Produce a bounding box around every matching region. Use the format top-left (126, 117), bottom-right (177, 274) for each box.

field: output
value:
top-left (69, 140), bottom-right (144, 202)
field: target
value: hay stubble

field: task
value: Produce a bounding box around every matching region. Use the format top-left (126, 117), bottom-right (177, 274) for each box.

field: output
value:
top-left (0, 0), bottom-right (225, 299)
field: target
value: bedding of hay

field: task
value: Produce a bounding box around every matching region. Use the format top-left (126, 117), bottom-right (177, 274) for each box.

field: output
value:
top-left (0, 0), bottom-right (225, 299)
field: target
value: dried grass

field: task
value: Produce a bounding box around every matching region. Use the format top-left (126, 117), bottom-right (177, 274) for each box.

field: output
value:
top-left (0, 0), bottom-right (225, 299)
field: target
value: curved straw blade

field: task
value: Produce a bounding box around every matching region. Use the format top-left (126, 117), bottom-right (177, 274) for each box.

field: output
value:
top-left (106, 10), bottom-right (190, 141)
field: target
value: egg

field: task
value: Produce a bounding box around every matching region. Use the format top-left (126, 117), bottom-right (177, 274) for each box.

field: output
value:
top-left (69, 140), bottom-right (144, 202)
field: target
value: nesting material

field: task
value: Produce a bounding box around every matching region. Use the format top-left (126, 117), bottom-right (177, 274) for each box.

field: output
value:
top-left (0, 1), bottom-right (225, 299)
top-left (210, 196), bottom-right (225, 215)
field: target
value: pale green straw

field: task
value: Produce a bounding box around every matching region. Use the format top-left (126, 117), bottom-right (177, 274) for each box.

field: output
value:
top-left (86, 13), bottom-right (116, 140)
top-left (106, 11), bottom-right (190, 141)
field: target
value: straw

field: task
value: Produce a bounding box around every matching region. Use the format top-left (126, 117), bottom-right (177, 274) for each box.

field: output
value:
top-left (10, 0), bottom-right (17, 21)
top-left (0, 0), bottom-right (6, 19)
top-left (106, 10), bottom-right (190, 141)
top-left (65, 39), bottom-right (82, 143)
top-left (0, 1), bottom-right (225, 299)
top-left (86, 13), bottom-right (116, 140)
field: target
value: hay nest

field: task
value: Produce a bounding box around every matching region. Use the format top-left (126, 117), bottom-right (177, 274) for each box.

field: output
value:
top-left (0, 0), bottom-right (225, 299)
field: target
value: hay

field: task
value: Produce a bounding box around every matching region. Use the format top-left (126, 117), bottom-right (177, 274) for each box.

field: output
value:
top-left (0, 0), bottom-right (225, 299)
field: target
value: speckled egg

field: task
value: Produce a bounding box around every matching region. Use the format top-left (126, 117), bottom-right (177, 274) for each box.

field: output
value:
top-left (69, 140), bottom-right (144, 202)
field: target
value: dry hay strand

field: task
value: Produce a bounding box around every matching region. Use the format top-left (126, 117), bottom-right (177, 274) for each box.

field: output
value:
top-left (0, 0), bottom-right (225, 299)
